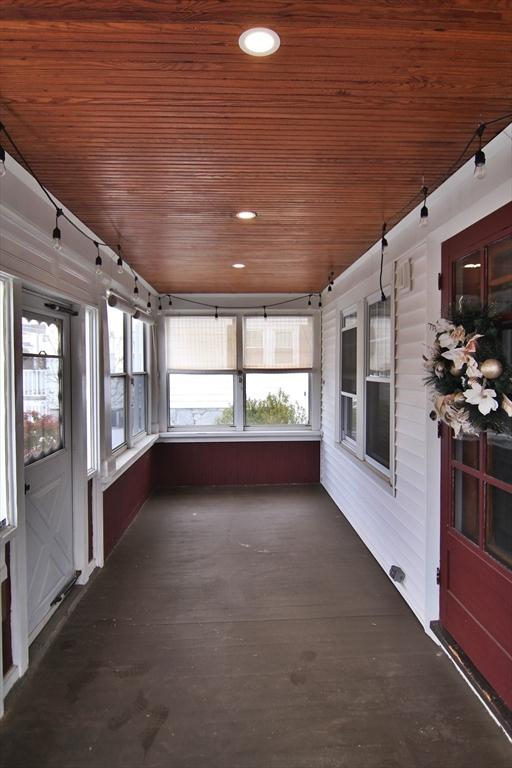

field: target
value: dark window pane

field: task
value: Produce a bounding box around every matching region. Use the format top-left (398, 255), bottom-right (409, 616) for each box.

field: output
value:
top-left (486, 484), bottom-right (512, 569)
top-left (169, 373), bottom-right (234, 427)
top-left (245, 373), bottom-right (309, 425)
top-left (488, 235), bottom-right (512, 315)
top-left (341, 327), bottom-right (357, 394)
top-left (453, 251), bottom-right (481, 310)
top-left (341, 395), bottom-right (357, 442)
top-left (453, 435), bottom-right (480, 470)
top-left (487, 433), bottom-right (512, 484)
top-left (132, 374), bottom-right (146, 436)
top-left (366, 381), bottom-right (390, 469)
top-left (111, 377), bottom-right (126, 449)
top-left (453, 470), bottom-right (479, 544)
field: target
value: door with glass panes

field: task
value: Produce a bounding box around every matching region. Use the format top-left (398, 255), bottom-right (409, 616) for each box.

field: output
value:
top-left (440, 202), bottom-right (512, 709)
top-left (22, 295), bottom-right (74, 640)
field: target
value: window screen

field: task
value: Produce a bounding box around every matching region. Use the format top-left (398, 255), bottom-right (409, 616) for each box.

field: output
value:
top-left (166, 316), bottom-right (236, 370)
top-left (243, 316), bottom-right (313, 369)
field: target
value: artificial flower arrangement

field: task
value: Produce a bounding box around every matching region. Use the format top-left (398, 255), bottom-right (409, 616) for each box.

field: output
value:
top-left (424, 304), bottom-right (512, 437)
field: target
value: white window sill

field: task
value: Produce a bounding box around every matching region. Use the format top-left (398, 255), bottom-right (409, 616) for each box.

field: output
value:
top-left (158, 430), bottom-right (322, 443)
top-left (333, 440), bottom-right (395, 496)
top-left (101, 433), bottom-right (159, 490)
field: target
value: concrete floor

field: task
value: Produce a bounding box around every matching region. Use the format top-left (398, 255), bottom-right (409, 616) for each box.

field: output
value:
top-left (1, 485), bottom-right (510, 768)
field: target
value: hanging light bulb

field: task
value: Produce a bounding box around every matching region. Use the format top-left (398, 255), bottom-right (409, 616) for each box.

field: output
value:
top-left (318, 294), bottom-right (322, 308)
top-left (157, 299), bottom-right (163, 317)
top-left (419, 185), bottom-right (429, 228)
top-left (168, 295), bottom-right (173, 307)
top-left (0, 145), bottom-right (6, 178)
top-left (215, 306), bottom-right (219, 319)
top-left (52, 209), bottom-right (62, 250)
top-left (133, 275), bottom-right (139, 297)
top-left (94, 242), bottom-right (103, 276)
top-left (308, 295), bottom-right (312, 306)
top-left (263, 306), bottom-right (267, 319)
top-left (147, 293), bottom-right (152, 313)
top-left (381, 223), bottom-right (388, 250)
top-left (116, 244), bottom-right (123, 274)
top-left (474, 123), bottom-right (487, 179)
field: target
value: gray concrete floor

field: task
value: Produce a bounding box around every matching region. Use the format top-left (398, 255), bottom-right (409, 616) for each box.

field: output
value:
top-left (1, 485), bottom-right (511, 768)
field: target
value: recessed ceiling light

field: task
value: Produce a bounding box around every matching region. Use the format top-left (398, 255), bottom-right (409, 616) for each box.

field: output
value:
top-left (232, 263), bottom-right (246, 269)
top-left (239, 28), bottom-right (280, 57)
top-left (236, 210), bottom-right (257, 220)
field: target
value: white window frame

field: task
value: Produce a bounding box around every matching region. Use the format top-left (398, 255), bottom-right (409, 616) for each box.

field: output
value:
top-left (339, 305), bottom-right (358, 450)
top-left (364, 290), bottom-right (392, 477)
top-left (0, 273), bottom-right (16, 533)
top-left (165, 312), bottom-right (320, 433)
top-left (85, 306), bottom-right (100, 476)
top-left (130, 316), bottom-right (148, 440)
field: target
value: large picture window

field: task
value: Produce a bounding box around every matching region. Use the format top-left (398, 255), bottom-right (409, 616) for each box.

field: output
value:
top-left (108, 305), bottom-right (126, 451)
top-left (340, 308), bottom-right (357, 444)
top-left (131, 317), bottom-right (147, 437)
top-left (365, 296), bottom-right (391, 471)
top-left (166, 315), bottom-right (315, 430)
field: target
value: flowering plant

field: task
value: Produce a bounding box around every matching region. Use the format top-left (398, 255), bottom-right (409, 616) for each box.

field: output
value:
top-left (424, 305), bottom-right (512, 437)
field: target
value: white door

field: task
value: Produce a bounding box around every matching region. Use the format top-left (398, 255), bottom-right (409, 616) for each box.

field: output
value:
top-left (22, 295), bottom-right (74, 640)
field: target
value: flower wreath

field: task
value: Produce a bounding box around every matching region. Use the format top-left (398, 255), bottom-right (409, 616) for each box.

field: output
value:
top-left (424, 305), bottom-right (512, 437)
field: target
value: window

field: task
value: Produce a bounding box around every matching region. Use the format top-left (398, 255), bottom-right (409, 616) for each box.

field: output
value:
top-left (340, 308), bottom-right (357, 444)
top-left (365, 296), bottom-right (391, 470)
top-left (85, 306), bottom-right (99, 474)
top-left (22, 312), bottom-right (64, 464)
top-left (108, 306), bottom-right (149, 452)
top-left (0, 276), bottom-right (14, 529)
top-left (131, 317), bottom-right (147, 437)
top-left (338, 293), bottom-right (392, 476)
top-left (166, 315), bottom-right (315, 430)
top-left (108, 305), bottom-right (126, 451)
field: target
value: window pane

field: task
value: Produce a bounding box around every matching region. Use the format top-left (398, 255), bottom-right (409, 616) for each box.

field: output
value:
top-left (488, 236), bottom-right (511, 314)
top-left (0, 281), bottom-right (8, 526)
top-left (85, 308), bottom-right (98, 473)
top-left (132, 374), bottom-right (147, 436)
top-left (341, 395), bottom-right (357, 442)
top-left (341, 326), bottom-right (357, 394)
top-left (453, 434), bottom-right (479, 470)
top-left (169, 373), bottom-right (234, 426)
top-left (487, 432), bottom-right (512, 484)
top-left (166, 317), bottom-right (236, 370)
top-left (23, 357), bottom-right (63, 464)
top-left (454, 251), bottom-right (481, 310)
top-left (108, 306), bottom-right (125, 373)
top-left (453, 470), bottom-right (479, 544)
top-left (111, 377), bottom-right (126, 449)
top-left (245, 373), bottom-right (309, 425)
top-left (342, 310), bottom-right (357, 330)
top-left (244, 317), bottom-right (313, 369)
top-left (22, 315), bottom-right (60, 356)
top-left (132, 318), bottom-right (145, 372)
top-left (368, 298), bottom-right (390, 377)
top-left (365, 381), bottom-right (390, 469)
top-left (486, 484), bottom-right (512, 569)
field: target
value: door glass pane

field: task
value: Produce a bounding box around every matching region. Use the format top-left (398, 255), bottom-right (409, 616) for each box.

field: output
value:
top-left (132, 374), bottom-right (146, 436)
top-left (486, 484), bottom-right (512, 569)
top-left (132, 318), bottom-right (145, 372)
top-left (453, 435), bottom-right (479, 470)
top-left (22, 315), bottom-right (63, 465)
top-left (341, 395), bottom-right (357, 442)
top-left (487, 432), bottom-right (512, 484)
top-left (365, 381), bottom-right (390, 469)
top-left (245, 373), bottom-right (309, 425)
top-left (488, 236), bottom-right (512, 315)
top-left (111, 377), bottom-right (126, 449)
top-left (453, 251), bottom-right (481, 311)
top-left (108, 306), bottom-right (125, 374)
top-left (368, 298), bottom-right (390, 377)
top-left (341, 327), bottom-right (357, 394)
top-left (453, 469), bottom-right (479, 544)
top-left (169, 373), bottom-right (234, 427)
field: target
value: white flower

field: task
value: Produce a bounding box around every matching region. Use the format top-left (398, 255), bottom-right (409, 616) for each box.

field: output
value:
top-left (435, 318), bottom-right (455, 334)
top-left (465, 357), bottom-right (482, 379)
top-left (442, 346), bottom-right (468, 369)
top-left (463, 382), bottom-right (499, 415)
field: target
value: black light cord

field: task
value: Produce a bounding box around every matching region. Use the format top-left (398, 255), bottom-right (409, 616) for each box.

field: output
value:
top-left (1, 111), bottom-right (512, 305)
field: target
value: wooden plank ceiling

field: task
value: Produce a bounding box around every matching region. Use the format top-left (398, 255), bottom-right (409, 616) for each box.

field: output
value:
top-left (0, 1), bottom-right (511, 294)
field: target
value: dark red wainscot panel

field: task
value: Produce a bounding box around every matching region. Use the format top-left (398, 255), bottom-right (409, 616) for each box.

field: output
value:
top-left (103, 448), bottom-right (153, 559)
top-left (153, 441), bottom-right (320, 488)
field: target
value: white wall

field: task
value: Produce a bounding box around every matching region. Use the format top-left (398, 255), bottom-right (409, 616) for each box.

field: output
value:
top-left (320, 124), bottom-right (512, 633)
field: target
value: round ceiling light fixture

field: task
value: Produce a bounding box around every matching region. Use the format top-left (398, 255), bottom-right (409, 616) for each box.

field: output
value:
top-left (239, 28), bottom-right (280, 57)
top-left (235, 210), bottom-right (257, 220)
top-left (232, 263), bottom-right (246, 269)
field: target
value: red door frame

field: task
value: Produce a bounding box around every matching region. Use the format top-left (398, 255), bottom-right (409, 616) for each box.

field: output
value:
top-left (440, 201), bottom-right (512, 709)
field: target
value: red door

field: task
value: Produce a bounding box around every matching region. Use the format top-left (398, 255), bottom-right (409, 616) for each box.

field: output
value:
top-left (440, 202), bottom-right (512, 709)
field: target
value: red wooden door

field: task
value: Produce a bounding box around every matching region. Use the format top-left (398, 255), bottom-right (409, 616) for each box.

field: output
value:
top-left (440, 202), bottom-right (512, 710)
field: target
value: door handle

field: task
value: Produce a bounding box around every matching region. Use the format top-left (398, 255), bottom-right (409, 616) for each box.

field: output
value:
top-left (24, 483), bottom-right (31, 494)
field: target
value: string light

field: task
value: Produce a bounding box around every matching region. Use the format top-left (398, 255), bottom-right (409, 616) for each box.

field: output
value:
top-left (318, 294), bottom-right (322, 308)
top-left (133, 275), bottom-right (139, 296)
top-left (146, 293), bottom-right (152, 313)
top-left (52, 209), bottom-right (62, 250)
top-left (157, 298), bottom-right (163, 317)
top-left (168, 295), bottom-right (173, 307)
top-left (308, 295), bottom-right (312, 306)
top-left (474, 123), bottom-right (487, 179)
top-left (263, 306), bottom-right (267, 319)
top-left (0, 145), bottom-right (5, 177)
top-left (215, 306), bottom-right (219, 319)
top-left (94, 242), bottom-right (103, 276)
top-left (381, 222), bottom-right (388, 250)
top-left (116, 244), bottom-right (123, 274)
top-left (419, 185), bottom-right (429, 228)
